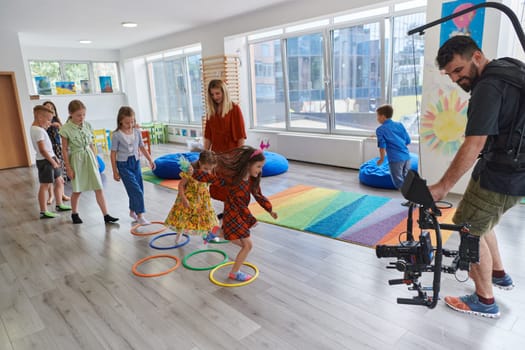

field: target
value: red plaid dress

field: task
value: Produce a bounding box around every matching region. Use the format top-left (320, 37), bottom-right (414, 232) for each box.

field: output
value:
top-left (193, 169), bottom-right (272, 240)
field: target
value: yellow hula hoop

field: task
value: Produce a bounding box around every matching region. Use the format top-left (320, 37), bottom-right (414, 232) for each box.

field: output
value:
top-left (209, 261), bottom-right (259, 287)
top-left (130, 221), bottom-right (168, 236)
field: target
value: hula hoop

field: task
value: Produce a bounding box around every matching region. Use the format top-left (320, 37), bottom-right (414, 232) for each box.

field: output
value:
top-left (209, 261), bottom-right (259, 287)
top-left (132, 254), bottom-right (181, 277)
top-left (182, 249), bottom-right (228, 271)
top-left (130, 221), bottom-right (167, 236)
top-left (149, 233), bottom-right (190, 250)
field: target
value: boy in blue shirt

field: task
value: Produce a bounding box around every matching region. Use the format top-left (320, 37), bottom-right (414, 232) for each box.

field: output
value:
top-left (375, 104), bottom-right (411, 189)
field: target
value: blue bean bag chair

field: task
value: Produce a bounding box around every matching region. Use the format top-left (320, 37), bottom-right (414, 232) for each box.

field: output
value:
top-left (262, 151), bottom-right (289, 177)
top-left (153, 152), bottom-right (200, 179)
top-left (359, 153), bottom-right (419, 189)
top-left (97, 155), bottom-right (105, 173)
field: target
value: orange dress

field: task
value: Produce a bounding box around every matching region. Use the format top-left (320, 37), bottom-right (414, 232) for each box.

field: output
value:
top-left (205, 103), bottom-right (247, 201)
top-left (204, 103), bottom-right (247, 153)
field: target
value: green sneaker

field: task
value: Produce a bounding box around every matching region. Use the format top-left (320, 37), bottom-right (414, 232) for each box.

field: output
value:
top-left (40, 211), bottom-right (58, 219)
top-left (56, 204), bottom-right (72, 211)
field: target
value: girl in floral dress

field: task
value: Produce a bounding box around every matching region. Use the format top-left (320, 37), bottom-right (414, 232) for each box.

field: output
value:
top-left (165, 151), bottom-right (219, 242)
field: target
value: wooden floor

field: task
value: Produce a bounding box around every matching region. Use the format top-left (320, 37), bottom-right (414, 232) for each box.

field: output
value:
top-left (1, 143), bottom-right (525, 350)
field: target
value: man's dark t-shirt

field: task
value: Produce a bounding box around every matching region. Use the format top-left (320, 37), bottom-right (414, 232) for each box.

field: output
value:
top-left (467, 58), bottom-right (525, 195)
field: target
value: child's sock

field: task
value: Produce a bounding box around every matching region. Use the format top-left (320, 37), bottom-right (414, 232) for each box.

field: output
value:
top-left (71, 213), bottom-right (83, 224)
top-left (130, 211), bottom-right (138, 221)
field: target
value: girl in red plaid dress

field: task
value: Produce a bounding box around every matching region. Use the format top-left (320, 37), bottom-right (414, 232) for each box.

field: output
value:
top-left (193, 146), bottom-right (278, 281)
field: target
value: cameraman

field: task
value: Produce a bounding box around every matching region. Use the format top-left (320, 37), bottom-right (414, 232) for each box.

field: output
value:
top-left (430, 35), bottom-right (524, 318)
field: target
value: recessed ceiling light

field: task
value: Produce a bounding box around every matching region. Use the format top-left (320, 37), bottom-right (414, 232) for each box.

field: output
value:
top-left (79, 40), bottom-right (92, 44)
top-left (121, 22), bottom-right (138, 28)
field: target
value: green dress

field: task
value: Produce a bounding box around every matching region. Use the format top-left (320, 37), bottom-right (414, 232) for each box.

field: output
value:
top-left (59, 120), bottom-right (102, 192)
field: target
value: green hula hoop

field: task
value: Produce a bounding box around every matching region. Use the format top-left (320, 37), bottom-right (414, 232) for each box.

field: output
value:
top-left (182, 249), bottom-right (228, 271)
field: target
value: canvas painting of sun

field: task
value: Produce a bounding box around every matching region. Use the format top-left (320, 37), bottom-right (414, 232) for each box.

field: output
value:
top-left (420, 88), bottom-right (468, 155)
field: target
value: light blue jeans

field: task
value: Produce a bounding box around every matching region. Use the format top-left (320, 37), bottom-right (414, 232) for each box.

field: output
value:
top-left (117, 156), bottom-right (145, 214)
top-left (389, 159), bottom-right (411, 190)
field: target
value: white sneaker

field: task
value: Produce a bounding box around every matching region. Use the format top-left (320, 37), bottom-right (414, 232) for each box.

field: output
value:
top-left (137, 217), bottom-right (150, 225)
top-left (130, 211), bottom-right (138, 222)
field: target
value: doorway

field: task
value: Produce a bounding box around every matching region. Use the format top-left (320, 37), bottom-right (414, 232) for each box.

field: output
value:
top-left (0, 72), bottom-right (31, 169)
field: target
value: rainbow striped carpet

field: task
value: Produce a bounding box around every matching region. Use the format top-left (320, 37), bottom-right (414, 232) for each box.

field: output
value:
top-left (249, 185), bottom-right (456, 248)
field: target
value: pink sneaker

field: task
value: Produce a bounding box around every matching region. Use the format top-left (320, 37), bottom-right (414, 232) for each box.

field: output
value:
top-left (228, 271), bottom-right (252, 281)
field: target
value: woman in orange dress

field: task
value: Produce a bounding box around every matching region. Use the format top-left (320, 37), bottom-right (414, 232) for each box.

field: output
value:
top-left (203, 79), bottom-right (247, 203)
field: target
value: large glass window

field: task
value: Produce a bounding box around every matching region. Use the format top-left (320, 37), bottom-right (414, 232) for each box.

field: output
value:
top-left (248, 5), bottom-right (425, 137)
top-left (29, 61), bottom-right (61, 95)
top-left (147, 51), bottom-right (202, 125)
top-left (250, 39), bottom-right (285, 128)
top-left (390, 12), bottom-right (425, 136)
top-left (332, 22), bottom-right (382, 132)
top-left (286, 33), bottom-right (326, 130)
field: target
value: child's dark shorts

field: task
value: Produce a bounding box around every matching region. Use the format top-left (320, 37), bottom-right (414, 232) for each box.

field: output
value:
top-left (36, 158), bottom-right (62, 184)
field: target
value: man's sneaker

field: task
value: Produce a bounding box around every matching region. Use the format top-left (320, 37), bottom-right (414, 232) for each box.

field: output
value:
top-left (493, 273), bottom-right (515, 290)
top-left (444, 293), bottom-right (500, 318)
top-left (228, 271), bottom-right (252, 282)
top-left (40, 211), bottom-right (58, 219)
top-left (56, 204), bottom-right (72, 211)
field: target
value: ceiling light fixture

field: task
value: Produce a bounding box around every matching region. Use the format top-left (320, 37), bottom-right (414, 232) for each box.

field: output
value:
top-left (121, 22), bottom-right (138, 28)
top-left (79, 40), bottom-right (92, 44)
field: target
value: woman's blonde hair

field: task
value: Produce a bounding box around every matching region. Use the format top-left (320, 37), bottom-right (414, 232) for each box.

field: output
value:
top-left (206, 79), bottom-right (233, 118)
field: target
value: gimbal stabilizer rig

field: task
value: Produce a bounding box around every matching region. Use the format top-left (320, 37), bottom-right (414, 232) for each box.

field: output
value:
top-left (376, 171), bottom-right (480, 308)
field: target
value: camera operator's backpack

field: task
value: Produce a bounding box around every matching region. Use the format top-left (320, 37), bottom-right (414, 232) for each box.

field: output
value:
top-left (479, 57), bottom-right (525, 169)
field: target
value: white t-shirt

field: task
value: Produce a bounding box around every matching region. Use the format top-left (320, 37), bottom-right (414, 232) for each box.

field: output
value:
top-left (30, 125), bottom-right (55, 161)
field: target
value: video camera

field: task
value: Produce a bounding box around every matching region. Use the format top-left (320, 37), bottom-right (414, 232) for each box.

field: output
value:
top-left (375, 171), bottom-right (480, 308)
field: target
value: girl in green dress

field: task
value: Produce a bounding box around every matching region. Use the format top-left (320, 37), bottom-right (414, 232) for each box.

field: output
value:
top-left (60, 100), bottom-right (118, 224)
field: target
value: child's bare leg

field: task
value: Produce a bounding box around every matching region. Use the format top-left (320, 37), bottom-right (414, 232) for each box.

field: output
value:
top-left (70, 192), bottom-right (81, 213)
top-left (53, 176), bottom-right (65, 206)
top-left (230, 237), bottom-right (253, 274)
top-left (47, 186), bottom-right (54, 205)
top-left (94, 189), bottom-right (109, 215)
top-left (174, 229), bottom-right (182, 243)
top-left (39, 183), bottom-right (52, 212)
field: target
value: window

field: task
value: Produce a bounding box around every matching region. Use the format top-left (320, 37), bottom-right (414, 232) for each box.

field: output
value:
top-left (28, 60), bottom-right (120, 95)
top-left (389, 12), bottom-right (426, 136)
top-left (146, 49), bottom-right (203, 125)
top-left (93, 62), bottom-right (120, 93)
top-left (248, 5), bottom-right (426, 137)
top-left (250, 39), bottom-right (286, 128)
top-left (286, 32), bottom-right (326, 130)
top-left (332, 22), bottom-right (382, 132)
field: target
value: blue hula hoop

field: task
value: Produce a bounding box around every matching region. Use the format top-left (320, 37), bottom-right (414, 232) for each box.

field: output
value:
top-left (149, 232), bottom-right (190, 250)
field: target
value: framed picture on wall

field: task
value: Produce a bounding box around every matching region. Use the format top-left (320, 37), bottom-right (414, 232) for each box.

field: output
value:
top-left (80, 80), bottom-right (91, 93)
top-left (35, 76), bottom-right (52, 95)
top-left (55, 81), bottom-right (76, 94)
top-left (99, 76), bottom-right (113, 93)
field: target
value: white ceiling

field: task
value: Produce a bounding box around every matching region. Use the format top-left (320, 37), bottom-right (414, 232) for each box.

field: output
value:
top-left (0, 0), bottom-right (295, 49)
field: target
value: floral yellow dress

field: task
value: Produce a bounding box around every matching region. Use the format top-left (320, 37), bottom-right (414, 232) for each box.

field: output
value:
top-left (165, 172), bottom-right (218, 235)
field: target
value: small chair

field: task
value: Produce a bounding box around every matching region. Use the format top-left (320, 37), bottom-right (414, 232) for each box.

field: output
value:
top-left (93, 129), bottom-right (109, 154)
top-left (141, 123), bottom-right (155, 144)
top-left (153, 122), bottom-right (167, 144)
top-left (141, 130), bottom-right (152, 155)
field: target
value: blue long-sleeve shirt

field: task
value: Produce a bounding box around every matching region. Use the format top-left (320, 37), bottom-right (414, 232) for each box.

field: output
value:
top-left (376, 119), bottom-right (411, 162)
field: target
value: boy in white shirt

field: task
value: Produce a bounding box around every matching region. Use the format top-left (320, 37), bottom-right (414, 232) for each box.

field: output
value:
top-left (30, 105), bottom-right (71, 218)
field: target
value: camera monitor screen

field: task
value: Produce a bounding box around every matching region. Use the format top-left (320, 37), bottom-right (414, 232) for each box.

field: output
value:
top-left (401, 170), bottom-right (438, 212)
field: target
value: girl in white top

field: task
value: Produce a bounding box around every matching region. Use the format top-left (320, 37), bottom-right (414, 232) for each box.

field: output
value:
top-left (110, 106), bottom-right (155, 224)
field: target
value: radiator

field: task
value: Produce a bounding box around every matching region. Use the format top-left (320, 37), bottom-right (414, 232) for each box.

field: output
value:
top-left (276, 133), bottom-right (364, 169)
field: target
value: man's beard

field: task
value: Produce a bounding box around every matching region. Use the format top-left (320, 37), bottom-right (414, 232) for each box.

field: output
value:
top-left (456, 62), bottom-right (478, 92)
